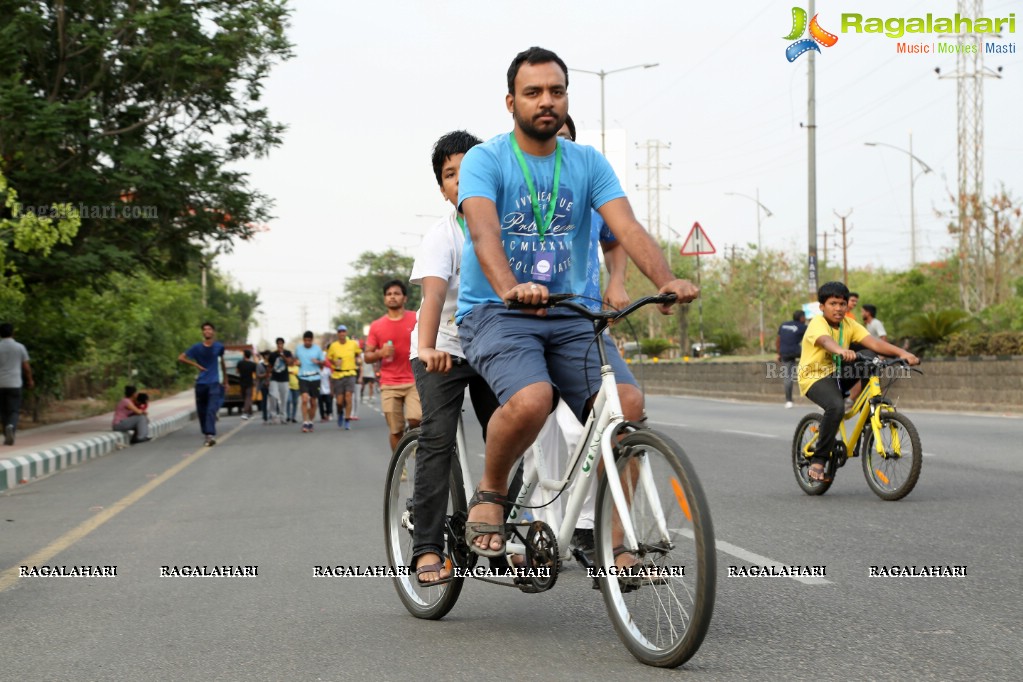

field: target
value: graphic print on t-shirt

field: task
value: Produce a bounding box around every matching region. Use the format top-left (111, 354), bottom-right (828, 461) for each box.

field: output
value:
top-left (501, 181), bottom-right (578, 282)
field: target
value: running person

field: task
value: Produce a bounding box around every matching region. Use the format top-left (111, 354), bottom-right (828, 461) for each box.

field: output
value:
top-left (364, 280), bottom-right (421, 451)
top-left (456, 47), bottom-right (698, 561)
top-left (326, 325), bottom-right (362, 429)
top-left (294, 330), bottom-right (326, 432)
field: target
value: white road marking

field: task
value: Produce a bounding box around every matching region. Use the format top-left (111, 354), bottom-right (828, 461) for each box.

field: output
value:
top-left (722, 429), bottom-right (779, 439)
top-left (923, 452), bottom-right (937, 458)
top-left (646, 421), bottom-right (688, 428)
top-left (678, 528), bottom-right (832, 585)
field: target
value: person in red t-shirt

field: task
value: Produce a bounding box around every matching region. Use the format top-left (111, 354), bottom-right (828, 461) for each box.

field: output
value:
top-left (364, 279), bottom-right (422, 450)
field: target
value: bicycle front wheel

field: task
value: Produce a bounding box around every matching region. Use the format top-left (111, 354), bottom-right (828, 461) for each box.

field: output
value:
top-left (383, 428), bottom-right (466, 619)
top-left (861, 411), bottom-right (922, 500)
top-left (594, 430), bottom-right (716, 668)
top-left (792, 413), bottom-right (833, 496)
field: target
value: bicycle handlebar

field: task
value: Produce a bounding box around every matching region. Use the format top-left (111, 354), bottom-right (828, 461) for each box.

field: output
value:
top-left (505, 292), bottom-right (677, 323)
top-left (855, 352), bottom-right (923, 374)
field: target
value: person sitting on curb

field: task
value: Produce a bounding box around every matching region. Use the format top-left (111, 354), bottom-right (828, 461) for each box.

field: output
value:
top-left (112, 385), bottom-right (151, 444)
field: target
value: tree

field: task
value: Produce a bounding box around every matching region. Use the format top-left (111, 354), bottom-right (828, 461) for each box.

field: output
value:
top-left (0, 167), bottom-right (80, 316)
top-left (945, 186), bottom-right (1023, 312)
top-left (337, 249), bottom-right (420, 330)
top-left (0, 1), bottom-right (293, 288)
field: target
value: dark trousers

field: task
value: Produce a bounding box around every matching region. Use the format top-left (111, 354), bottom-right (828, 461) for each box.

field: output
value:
top-left (241, 383), bottom-right (253, 416)
top-left (259, 381), bottom-right (269, 421)
top-left (318, 393), bottom-right (333, 419)
top-left (0, 387), bottom-right (22, 429)
top-left (804, 353), bottom-right (874, 458)
top-left (411, 357), bottom-right (499, 561)
top-left (195, 383), bottom-right (223, 436)
top-left (781, 356), bottom-right (798, 402)
top-left (287, 388), bottom-right (299, 421)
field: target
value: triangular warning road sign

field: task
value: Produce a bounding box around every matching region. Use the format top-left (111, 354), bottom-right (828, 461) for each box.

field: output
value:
top-left (680, 222), bottom-right (716, 256)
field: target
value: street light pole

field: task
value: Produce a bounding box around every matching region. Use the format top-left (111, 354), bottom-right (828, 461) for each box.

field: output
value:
top-left (864, 135), bottom-right (934, 268)
top-left (568, 63), bottom-right (659, 155)
top-left (725, 190), bottom-right (773, 355)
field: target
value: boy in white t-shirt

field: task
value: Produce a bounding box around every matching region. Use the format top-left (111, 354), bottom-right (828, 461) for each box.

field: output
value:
top-left (408, 131), bottom-right (501, 585)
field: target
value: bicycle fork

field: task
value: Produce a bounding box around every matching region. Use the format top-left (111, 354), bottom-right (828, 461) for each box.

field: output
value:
top-left (596, 365), bottom-right (670, 554)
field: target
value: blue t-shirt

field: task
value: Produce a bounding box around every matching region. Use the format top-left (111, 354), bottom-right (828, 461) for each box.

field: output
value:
top-left (185, 341), bottom-right (225, 385)
top-left (294, 344), bottom-right (325, 380)
top-left (582, 211), bottom-right (618, 310)
top-left (456, 133), bottom-right (626, 321)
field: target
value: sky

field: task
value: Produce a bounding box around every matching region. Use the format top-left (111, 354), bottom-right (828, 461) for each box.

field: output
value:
top-left (217, 0), bottom-right (1023, 345)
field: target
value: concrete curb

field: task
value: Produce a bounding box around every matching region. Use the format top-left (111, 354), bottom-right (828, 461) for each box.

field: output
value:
top-left (0, 409), bottom-right (196, 493)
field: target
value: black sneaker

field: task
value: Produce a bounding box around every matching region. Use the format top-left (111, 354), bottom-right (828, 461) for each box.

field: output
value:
top-left (3, 424), bottom-right (14, 446)
top-left (571, 528), bottom-right (595, 564)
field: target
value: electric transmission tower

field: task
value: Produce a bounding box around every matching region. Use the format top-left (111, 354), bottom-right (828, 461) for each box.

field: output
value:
top-left (938, 0), bottom-right (1003, 312)
top-left (635, 140), bottom-right (670, 239)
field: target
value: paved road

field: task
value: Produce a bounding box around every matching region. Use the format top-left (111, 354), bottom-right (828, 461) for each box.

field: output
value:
top-left (0, 396), bottom-right (1019, 680)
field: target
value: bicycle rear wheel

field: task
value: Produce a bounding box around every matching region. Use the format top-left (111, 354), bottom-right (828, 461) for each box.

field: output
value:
top-left (383, 428), bottom-right (466, 619)
top-left (594, 430), bottom-right (715, 668)
top-left (861, 411), bottom-right (922, 501)
top-left (792, 413), bottom-right (833, 495)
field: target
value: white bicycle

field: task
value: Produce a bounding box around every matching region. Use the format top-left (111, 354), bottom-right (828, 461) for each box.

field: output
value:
top-left (384, 294), bottom-right (716, 668)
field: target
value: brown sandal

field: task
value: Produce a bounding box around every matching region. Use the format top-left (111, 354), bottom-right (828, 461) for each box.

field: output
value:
top-left (465, 488), bottom-right (508, 557)
top-left (414, 558), bottom-right (451, 586)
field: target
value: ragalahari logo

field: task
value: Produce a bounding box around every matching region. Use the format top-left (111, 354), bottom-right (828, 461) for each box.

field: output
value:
top-left (784, 7), bottom-right (838, 61)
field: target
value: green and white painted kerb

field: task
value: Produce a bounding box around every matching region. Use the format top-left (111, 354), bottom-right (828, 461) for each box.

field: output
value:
top-left (0, 410), bottom-right (195, 493)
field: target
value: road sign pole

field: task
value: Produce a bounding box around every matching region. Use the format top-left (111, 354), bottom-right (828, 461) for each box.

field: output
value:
top-left (697, 253), bottom-right (704, 353)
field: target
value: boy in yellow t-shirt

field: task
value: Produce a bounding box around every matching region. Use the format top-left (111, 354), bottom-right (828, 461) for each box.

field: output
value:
top-left (798, 281), bottom-right (918, 483)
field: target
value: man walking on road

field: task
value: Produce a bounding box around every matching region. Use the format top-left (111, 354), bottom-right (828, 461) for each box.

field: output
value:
top-left (777, 310), bottom-right (807, 408)
top-left (326, 325), bottom-right (362, 430)
top-left (236, 349), bottom-right (257, 420)
top-left (267, 338), bottom-right (292, 424)
top-left (364, 280), bottom-right (421, 450)
top-left (178, 321), bottom-right (227, 447)
top-left (0, 322), bottom-right (33, 446)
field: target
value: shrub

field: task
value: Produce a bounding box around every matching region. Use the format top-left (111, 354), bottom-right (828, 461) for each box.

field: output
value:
top-left (932, 331), bottom-right (1023, 356)
top-left (640, 338), bottom-right (674, 358)
top-left (901, 309), bottom-right (972, 353)
top-left (711, 331), bottom-right (746, 356)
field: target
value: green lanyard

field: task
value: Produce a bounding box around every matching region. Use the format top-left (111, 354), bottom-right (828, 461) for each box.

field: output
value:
top-left (456, 214), bottom-right (467, 238)
top-left (832, 321), bottom-right (844, 378)
top-left (509, 132), bottom-right (562, 243)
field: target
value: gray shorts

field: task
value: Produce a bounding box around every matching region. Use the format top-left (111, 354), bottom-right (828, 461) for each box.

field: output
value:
top-left (331, 376), bottom-right (356, 396)
top-left (458, 303), bottom-right (636, 420)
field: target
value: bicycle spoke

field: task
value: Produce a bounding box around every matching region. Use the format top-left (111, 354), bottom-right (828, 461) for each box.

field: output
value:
top-left (595, 430), bottom-right (714, 668)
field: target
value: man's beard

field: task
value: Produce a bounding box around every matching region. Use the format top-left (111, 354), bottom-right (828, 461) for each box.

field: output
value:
top-left (513, 105), bottom-right (564, 142)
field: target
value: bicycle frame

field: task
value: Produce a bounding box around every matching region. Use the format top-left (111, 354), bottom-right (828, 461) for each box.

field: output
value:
top-left (801, 370), bottom-right (901, 460)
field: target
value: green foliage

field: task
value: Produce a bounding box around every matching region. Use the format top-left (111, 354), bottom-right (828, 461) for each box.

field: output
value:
top-left (976, 288), bottom-right (1023, 332)
top-left (19, 267), bottom-right (257, 404)
top-left (901, 309), bottom-right (972, 353)
top-left (0, 167), bottom-right (80, 316)
top-left (710, 330), bottom-right (747, 356)
top-left (639, 338), bottom-right (673, 358)
top-left (933, 331), bottom-right (1023, 356)
top-left (338, 249), bottom-right (421, 330)
top-left (0, 0), bottom-right (293, 288)
top-left (850, 261), bottom-right (960, 339)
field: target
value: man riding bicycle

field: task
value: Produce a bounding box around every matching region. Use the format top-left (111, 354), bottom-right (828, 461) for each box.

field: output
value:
top-left (456, 46), bottom-right (698, 565)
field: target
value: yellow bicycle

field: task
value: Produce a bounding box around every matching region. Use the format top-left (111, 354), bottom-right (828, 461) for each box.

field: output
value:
top-left (792, 354), bottom-right (923, 500)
